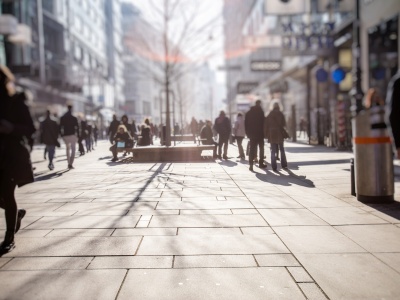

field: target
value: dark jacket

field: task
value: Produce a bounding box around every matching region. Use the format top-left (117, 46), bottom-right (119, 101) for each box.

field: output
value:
top-left (40, 117), bottom-right (59, 146)
top-left (0, 92), bottom-right (35, 187)
top-left (138, 125), bottom-right (151, 146)
top-left (113, 132), bottom-right (131, 143)
top-left (265, 108), bottom-right (286, 144)
top-left (60, 111), bottom-right (79, 137)
top-left (213, 116), bottom-right (231, 137)
top-left (108, 119), bottom-right (120, 136)
top-left (386, 72), bottom-right (400, 149)
top-left (200, 125), bottom-right (214, 145)
top-left (245, 105), bottom-right (265, 139)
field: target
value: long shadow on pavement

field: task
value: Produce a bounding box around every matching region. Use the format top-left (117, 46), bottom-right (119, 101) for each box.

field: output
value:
top-left (363, 201), bottom-right (400, 222)
top-left (256, 168), bottom-right (315, 188)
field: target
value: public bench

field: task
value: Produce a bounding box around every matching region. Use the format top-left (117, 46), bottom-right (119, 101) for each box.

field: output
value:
top-left (116, 144), bottom-right (215, 162)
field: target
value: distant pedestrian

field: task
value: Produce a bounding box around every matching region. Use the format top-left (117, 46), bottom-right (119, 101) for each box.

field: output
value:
top-left (200, 120), bottom-right (218, 158)
top-left (138, 119), bottom-right (151, 146)
top-left (78, 120), bottom-right (87, 156)
top-left (59, 104), bottom-right (79, 169)
top-left (386, 71), bottom-right (400, 159)
top-left (265, 101), bottom-right (288, 171)
top-left (213, 110), bottom-right (231, 160)
top-left (93, 125), bottom-right (98, 146)
top-left (298, 117), bottom-right (308, 138)
top-left (108, 115), bottom-right (119, 144)
top-left (245, 100), bottom-right (266, 171)
top-left (233, 113), bottom-right (246, 159)
top-left (190, 117), bottom-right (198, 142)
top-left (0, 65), bottom-right (35, 253)
top-left (40, 110), bottom-right (60, 170)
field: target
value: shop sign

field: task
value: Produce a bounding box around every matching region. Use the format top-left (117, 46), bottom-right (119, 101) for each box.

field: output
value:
top-left (250, 61), bottom-right (282, 72)
top-left (237, 82), bottom-right (259, 94)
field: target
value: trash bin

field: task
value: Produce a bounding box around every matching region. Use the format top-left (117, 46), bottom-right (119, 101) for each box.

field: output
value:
top-left (352, 106), bottom-right (394, 203)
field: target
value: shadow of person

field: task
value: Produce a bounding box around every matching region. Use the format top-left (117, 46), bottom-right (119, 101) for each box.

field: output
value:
top-left (34, 169), bottom-right (70, 182)
top-left (255, 168), bottom-right (315, 188)
top-left (218, 160), bottom-right (238, 167)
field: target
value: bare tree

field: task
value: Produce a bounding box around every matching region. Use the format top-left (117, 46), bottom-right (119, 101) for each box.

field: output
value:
top-left (124, 0), bottom-right (222, 146)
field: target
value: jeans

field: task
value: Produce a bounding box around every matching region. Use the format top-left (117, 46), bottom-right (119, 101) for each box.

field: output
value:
top-left (270, 143), bottom-right (287, 170)
top-left (249, 138), bottom-right (264, 166)
top-left (46, 145), bottom-right (56, 164)
top-left (236, 136), bottom-right (245, 157)
top-left (63, 135), bottom-right (78, 166)
top-left (218, 135), bottom-right (229, 157)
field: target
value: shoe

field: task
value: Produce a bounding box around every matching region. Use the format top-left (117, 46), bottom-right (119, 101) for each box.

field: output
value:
top-left (249, 165), bottom-right (254, 172)
top-left (15, 209), bottom-right (26, 233)
top-left (0, 231), bottom-right (15, 253)
top-left (259, 164), bottom-right (267, 169)
top-left (272, 168), bottom-right (278, 172)
top-left (48, 163), bottom-right (54, 170)
top-left (223, 155), bottom-right (228, 160)
top-left (276, 157), bottom-right (280, 161)
top-left (68, 164), bottom-right (74, 169)
top-left (217, 155), bottom-right (222, 159)
top-left (123, 152), bottom-right (127, 157)
top-left (111, 157), bottom-right (118, 162)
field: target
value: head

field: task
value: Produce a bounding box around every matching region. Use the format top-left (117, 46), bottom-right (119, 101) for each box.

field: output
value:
top-left (46, 110), bottom-right (51, 118)
top-left (206, 120), bottom-right (212, 127)
top-left (270, 100), bottom-right (282, 111)
top-left (121, 115), bottom-right (128, 123)
top-left (0, 65), bottom-right (16, 96)
top-left (144, 118), bottom-right (150, 126)
top-left (118, 125), bottom-right (127, 134)
top-left (112, 114), bottom-right (117, 121)
top-left (255, 100), bottom-right (261, 107)
top-left (219, 110), bottom-right (225, 117)
top-left (67, 105), bottom-right (73, 112)
top-left (237, 113), bottom-right (243, 119)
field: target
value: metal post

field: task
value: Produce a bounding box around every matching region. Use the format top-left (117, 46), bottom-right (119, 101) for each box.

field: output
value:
top-left (350, 158), bottom-right (356, 196)
top-left (37, 0), bottom-right (46, 84)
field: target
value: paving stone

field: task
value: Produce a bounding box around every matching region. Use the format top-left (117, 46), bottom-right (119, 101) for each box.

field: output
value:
top-left (89, 256), bottom-right (173, 269)
top-left (25, 216), bottom-right (141, 229)
top-left (74, 209), bottom-right (129, 216)
top-left (289, 194), bottom-right (351, 208)
top-left (369, 210), bottom-right (400, 224)
top-left (241, 227), bottom-right (275, 235)
top-left (0, 269), bottom-right (126, 300)
top-left (57, 202), bottom-right (158, 211)
top-left (296, 253), bottom-right (400, 300)
top-left (157, 200), bottom-right (253, 210)
top-left (255, 254), bottom-right (300, 267)
top-left (274, 226), bottom-right (366, 254)
top-left (17, 229), bottom-right (52, 237)
top-left (309, 207), bottom-right (389, 225)
top-left (374, 253), bottom-right (400, 273)
top-left (0, 258), bottom-right (11, 268)
top-left (0, 216), bottom-right (42, 231)
top-left (2, 236), bottom-right (141, 257)
top-left (174, 255), bottom-right (257, 268)
top-left (149, 215), bottom-right (268, 228)
top-left (2, 257), bottom-right (93, 270)
top-left (118, 268), bottom-right (305, 300)
top-left (249, 197), bottom-right (303, 209)
top-left (336, 225), bottom-right (400, 252)
top-left (112, 228), bottom-right (177, 236)
top-left (178, 228), bottom-right (242, 235)
top-left (259, 209), bottom-right (327, 226)
top-left (46, 229), bottom-right (114, 237)
top-left (180, 209), bottom-right (232, 215)
top-left (298, 283), bottom-right (328, 300)
top-left (137, 235), bottom-right (289, 255)
top-left (231, 209), bottom-right (258, 214)
top-left (287, 267), bottom-right (313, 282)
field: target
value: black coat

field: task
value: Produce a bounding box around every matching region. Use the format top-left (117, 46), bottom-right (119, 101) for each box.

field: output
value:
top-left (108, 119), bottom-right (120, 136)
top-left (386, 72), bottom-right (400, 149)
top-left (265, 108), bottom-right (286, 144)
top-left (245, 105), bottom-right (265, 139)
top-left (40, 117), bottom-right (59, 146)
top-left (213, 116), bottom-right (231, 137)
top-left (200, 125), bottom-right (214, 145)
top-left (60, 111), bottom-right (79, 137)
top-left (0, 92), bottom-right (35, 187)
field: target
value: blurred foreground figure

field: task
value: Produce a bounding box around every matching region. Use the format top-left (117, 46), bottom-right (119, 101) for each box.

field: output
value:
top-left (386, 72), bottom-right (400, 159)
top-left (0, 65), bottom-right (35, 253)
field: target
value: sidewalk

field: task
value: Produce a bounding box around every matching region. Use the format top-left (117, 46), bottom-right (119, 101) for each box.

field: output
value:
top-left (0, 140), bottom-right (399, 299)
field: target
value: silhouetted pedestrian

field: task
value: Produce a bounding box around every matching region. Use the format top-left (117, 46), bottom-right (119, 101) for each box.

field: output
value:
top-left (108, 115), bottom-right (119, 144)
top-left (0, 65), bottom-right (35, 253)
top-left (59, 104), bottom-right (79, 169)
top-left (40, 110), bottom-right (60, 170)
top-left (233, 113), bottom-right (245, 159)
top-left (213, 111), bottom-right (231, 159)
top-left (200, 120), bottom-right (218, 158)
top-left (386, 71), bottom-right (400, 159)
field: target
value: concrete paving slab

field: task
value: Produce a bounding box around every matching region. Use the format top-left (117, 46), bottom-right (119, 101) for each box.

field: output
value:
top-left (14, 229), bottom-right (52, 238)
top-left (56, 202), bottom-right (157, 211)
top-left (289, 194), bottom-right (351, 208)
top-left (74, 209), bottom-right (129, 216)
top-left (249, 197), bottom-right (303, 209)
top-left (127, 209), bottom-right (180, 216)
top-left (255, 254), bottom-right (300, 267)
top-left (46, 229), bottom-right (114, 237)
top-left (89, 256), bottom-right (173, 269)
top-left (0, 258), bottom-right (11, 268)
top-left (156, 200), bottom-right (253, 210)
top-left (298, 283), bottom-right (328, 300)
top-left (180, 209), bottom-right (232, 215)
top-left (309, 207), bottom-right (389, 225)
top-left (374, 253), bottom-right (400, 273)
top-left (174, 255), bottom-right (257, 268)
top-left (178, 228), bottom-right (242, 235)
top-left (0, 269), bottom-right (126, 300)
top-left (369, 209), bottom-right (400, 224)
top-left (259, 209), bottom-right (327, 226)
top-left (137, 235), bottom-right (289, 255)
top-left (112, 228), bottom-right (177, 236)
top-left (1, 257), bottom-right (93, 270)
top-left (274, 226), bottom-right (366, 254)
top-left (25, 216), bottom-right (141, 229)
top-left (0, 216), bottom-right (42, 231)
top-left (336, 225), bottom-right (400, 252)
top-left (149, 214), bottom-right (268, 228)
top-left (241, 227), bottom-right (275, 235)
top-left (231, 209), bottom-right (258, 214)
top-left (287, 267), bottom-right (313, 282)
top-left (117, 268), bottom-right (305, 300)
top-left (2, 236), bottom-right (141, 257)
top-left (296, 253), bottom-right (400, 300)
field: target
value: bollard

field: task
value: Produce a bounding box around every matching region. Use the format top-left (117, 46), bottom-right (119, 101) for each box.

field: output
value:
top-left (352, 106), bottom-right (394, 203)
top-left (350, 158), bottom-right (356, 197)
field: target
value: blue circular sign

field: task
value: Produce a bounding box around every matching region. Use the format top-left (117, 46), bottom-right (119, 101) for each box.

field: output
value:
top-left (315, 67), bottom-right (328, 83)
top-left (331, 66), bottom-right (346, 84)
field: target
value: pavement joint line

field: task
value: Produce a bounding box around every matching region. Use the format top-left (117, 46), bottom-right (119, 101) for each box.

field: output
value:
top-left (134, 236), bottom-right (143, 256)
top-left (252, 254), bottom-right (260, 267)
top-left (114, 269), bottom-right (129, 300)
top-left (85, 256), bottom-right (96, 270)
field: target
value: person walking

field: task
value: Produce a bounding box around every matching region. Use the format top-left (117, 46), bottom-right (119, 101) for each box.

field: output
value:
top-left (386, 71), bottom-right (400, 159)
top-left (213, 111), bottom-right (231, 159)
top-left (245, 100), bottom-right (266, 171)
top-left (298, 117), bottom-right (308, 138)
top-left (0, 65), bottom-right (35, 253)
top-left (40, 110), bottom-right (60, 170)
top-left (190, 117), bottom-right (198, 142)
top-left (200, 120), bottom-right (218, 158)
top-left (108, 114), bottom-right (119, 144)
top-left (265, 101), bottom-right (288, 171)
top-left (59, 104), bottom-right (79, 169)
top-left (233, 113), bottom-right (246, 159)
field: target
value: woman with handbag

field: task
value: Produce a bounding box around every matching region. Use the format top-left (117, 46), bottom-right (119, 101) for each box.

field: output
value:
top-left (264, 101), bottom-right (288, 171)
top-left (0, 65), bottom-right (35, 253)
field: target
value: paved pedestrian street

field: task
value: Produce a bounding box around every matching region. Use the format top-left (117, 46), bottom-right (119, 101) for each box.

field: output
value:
top-left (1, 141), bottom-right (400, 300)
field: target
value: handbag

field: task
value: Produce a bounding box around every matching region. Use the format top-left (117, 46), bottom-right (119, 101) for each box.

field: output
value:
top-left (117, 141), bottom-right (126, 148)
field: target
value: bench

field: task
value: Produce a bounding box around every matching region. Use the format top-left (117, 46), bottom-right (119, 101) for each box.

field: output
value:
top-left (116, 145), bottom-right (215, 162)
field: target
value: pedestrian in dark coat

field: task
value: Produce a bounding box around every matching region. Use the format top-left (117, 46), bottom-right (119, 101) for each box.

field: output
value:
top-left (0, 65), bottom-right (35, 253)
top-left (40, 110), bottom-right (60, 170)
top-left (59, 105), bottom-right (79, 169)
top-left (386, 71), bottom-right (400, 159)
top-left (264, 101), bottom-right (288, 171)
top-left (213, 111), bottom-right (231, 159)
top-left (200, 120), bottom-right (218, 158)
top-left (108, 114), bottom-right (120, 144)
top-left (245, 100), bottom-right (266, 171)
